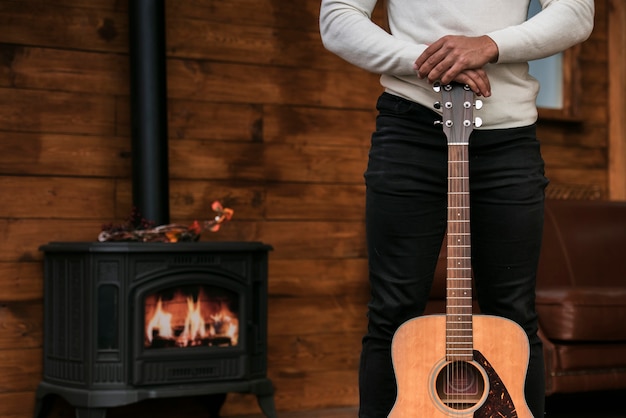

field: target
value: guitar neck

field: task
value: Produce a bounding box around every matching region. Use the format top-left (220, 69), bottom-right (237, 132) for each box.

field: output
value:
top-left (438, 83), bottom-right (478, 362)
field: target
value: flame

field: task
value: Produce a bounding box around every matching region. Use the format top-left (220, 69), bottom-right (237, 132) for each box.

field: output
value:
top-left (179, 296), bottom-right (206, 346)
top-left (144, 287), bottom-right (238, 348)
top-left (146, 297), bottom-right (173, 343)
top-left (209, 311), bottom-right (239, 346)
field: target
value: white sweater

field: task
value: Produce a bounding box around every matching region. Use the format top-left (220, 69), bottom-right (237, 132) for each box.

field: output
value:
top-left (319, 0), bottom-right (594, 129)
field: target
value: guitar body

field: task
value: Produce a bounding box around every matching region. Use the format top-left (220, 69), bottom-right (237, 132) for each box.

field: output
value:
top-left (389, 314), bottom-right (533, 418)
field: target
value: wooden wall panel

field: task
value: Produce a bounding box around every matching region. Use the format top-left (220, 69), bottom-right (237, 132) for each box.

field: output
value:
top-left (0, 262), bottom-right (42, 302)
top-left (0, 88), bottom-right (116, 135)
top-left (0, 392), bottom-right (37, 418)
top-left (0, 0), bottom-right (616, 417)
top-left (0, 2), bottom-right (127, 52)
top-left (538, 0), bottom-right (611, 198)
top-left (0, 176), bottom-right (116, 218)
top-left (0, 302), bottom-right (42, 349)
top-left (166, 18), bottom-right (338, 70)
top-left (608, 0), bottom-right (626, 199)
top-left (0, 132), bottom-right (130, 177)
top-left (0, 348), bottom-right (41, 392)
top-left (165, 0), bottom-right (322, 30)
top-left (165, 59), bottom-right (379, 108)
top-left (3, 46), bottom-right (129, 95)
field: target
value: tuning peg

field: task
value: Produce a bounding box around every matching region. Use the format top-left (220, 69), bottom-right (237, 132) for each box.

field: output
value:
top-left (464, 100), bottom-right (483, 110)
top-left (433, 82), bottom-right (441, 93)
top-left (474, 117), bottom-right (483, 128)
top-left (434, 119), bottom-right (453, 128)
top-left (434, 101), bottom-right (442, 110)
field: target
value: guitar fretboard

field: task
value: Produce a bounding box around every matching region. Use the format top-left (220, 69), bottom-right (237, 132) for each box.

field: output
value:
top-left (446, 144), bottom-right (472, 361)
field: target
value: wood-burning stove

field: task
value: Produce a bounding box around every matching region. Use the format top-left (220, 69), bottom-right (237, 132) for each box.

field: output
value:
top-left (34, 241), bottom-right (276, 418)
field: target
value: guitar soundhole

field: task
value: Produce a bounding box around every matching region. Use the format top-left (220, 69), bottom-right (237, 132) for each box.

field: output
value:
top-left (435, 361), bottom-right (486, 410)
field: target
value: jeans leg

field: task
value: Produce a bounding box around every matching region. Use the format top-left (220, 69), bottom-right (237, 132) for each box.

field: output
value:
top-left (359, 94), bottom-right (447, 418)
top-left (360, 189), bottom-right (447, 418)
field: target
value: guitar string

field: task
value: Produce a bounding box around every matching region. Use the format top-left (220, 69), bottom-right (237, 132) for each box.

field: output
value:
top-left (450, 144), bottom-right (470, 412)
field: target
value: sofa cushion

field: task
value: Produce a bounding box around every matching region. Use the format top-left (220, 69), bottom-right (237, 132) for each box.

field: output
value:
top-left (536, 287), bottom-right (626, 341)
top-left (551, 342), bottom-right (626, 372)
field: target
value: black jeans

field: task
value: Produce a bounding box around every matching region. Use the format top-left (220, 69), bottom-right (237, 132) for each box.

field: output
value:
top-left (359, 93), bottom-right (547, 418)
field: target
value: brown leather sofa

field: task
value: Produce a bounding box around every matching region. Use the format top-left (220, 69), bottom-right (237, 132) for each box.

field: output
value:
top-left (425, 198), bottom-right (626, 395)
top-left (535, 198), bottom-right (626, 394)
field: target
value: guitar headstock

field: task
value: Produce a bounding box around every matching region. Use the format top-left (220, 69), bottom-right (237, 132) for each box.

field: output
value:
top-left (434, 82), bottom-right (482, 145)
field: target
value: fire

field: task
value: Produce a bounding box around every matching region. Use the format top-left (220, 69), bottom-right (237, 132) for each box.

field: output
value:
top-left (209, 312), bottom-right (239, 346)
top-left (144, 287), bottom-right (239, 348)
top-left (146, 297), bottom-right (173, 342)
top-left (180, 296), bottom-right (206, 346)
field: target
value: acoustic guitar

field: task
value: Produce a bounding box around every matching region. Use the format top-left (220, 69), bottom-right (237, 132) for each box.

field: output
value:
top-left (388, 83), bottom-right (534, 418)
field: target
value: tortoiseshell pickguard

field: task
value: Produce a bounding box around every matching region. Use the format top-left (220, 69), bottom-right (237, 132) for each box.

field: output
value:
top-left (473, 350), bottom-right (519, 418)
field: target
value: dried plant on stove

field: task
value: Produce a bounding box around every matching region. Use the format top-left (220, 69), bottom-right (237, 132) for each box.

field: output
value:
top-left (98, 201), bottom-right (233, 243)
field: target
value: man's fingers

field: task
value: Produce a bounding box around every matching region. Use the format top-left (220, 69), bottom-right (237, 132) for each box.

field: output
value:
top-left (414, 39), bottom-right (443, 72)
top-left (454, 70), bottom-right (491, 97)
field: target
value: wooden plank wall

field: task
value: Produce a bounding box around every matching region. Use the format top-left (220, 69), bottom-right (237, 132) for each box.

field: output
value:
top-left (0, 1), bottom-right (611, 417)
top-left (538, 0), bottom-right (609, 198)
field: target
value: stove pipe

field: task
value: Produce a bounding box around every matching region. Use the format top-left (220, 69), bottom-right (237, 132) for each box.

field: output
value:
top-left (128, 0), bottom-right (170, 225)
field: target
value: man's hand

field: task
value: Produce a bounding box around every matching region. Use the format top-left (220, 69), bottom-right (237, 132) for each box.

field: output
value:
top-left (414, 35), bottom-right (499, 97)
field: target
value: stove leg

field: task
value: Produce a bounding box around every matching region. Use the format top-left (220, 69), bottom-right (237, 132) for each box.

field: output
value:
top-left (33, 399), bottom-right (44, 418)
top-left (33, 390), bottom-right (58, 417)
top-left (33, 396), bottom-right (52, 418)
top-left (75, 407), bottom-right (107, 418)
top-left (257, 394), bottom-right (277, 418)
